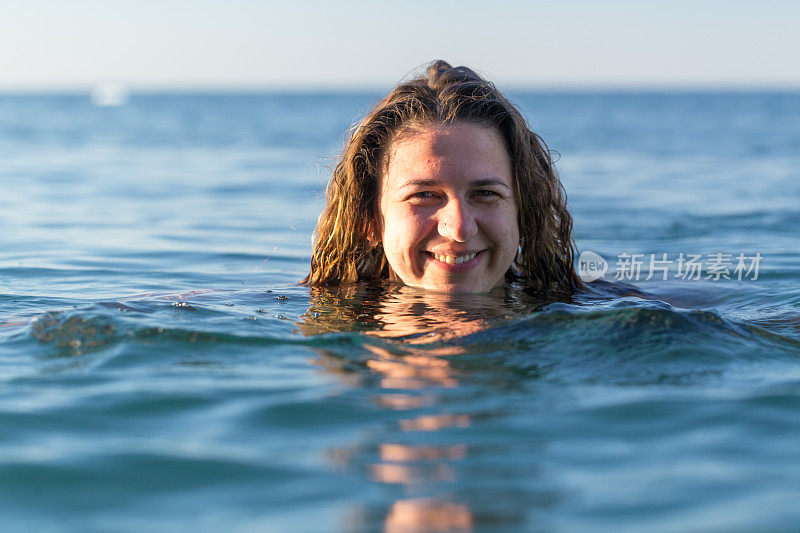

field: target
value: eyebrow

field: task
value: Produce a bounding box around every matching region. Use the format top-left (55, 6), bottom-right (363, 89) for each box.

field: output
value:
top-left (399, 178), bottom-right (511, 190)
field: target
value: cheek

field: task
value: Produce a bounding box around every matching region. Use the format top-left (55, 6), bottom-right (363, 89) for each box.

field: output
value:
top-left (507, 212), bottom-right (521, 243)
top-left (493, 215), bottom-right (520, 268)
top-left (382, 208), bottom-right (430, 245)
top-left (379, 210), bottom-right (428, 279)
top-left (489, 208), bottom-right (519, 243)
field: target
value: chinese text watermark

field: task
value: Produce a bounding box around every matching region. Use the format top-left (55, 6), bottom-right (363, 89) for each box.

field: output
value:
top-left (578, 251), bottom-right (762, 283)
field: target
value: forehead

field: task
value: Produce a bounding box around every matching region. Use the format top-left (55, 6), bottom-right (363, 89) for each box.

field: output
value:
top-left (382, 122), bottom-right (513, 188)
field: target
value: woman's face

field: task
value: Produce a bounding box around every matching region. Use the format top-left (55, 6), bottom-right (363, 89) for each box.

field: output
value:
top-left (376, 121), bottom-right (520, 293)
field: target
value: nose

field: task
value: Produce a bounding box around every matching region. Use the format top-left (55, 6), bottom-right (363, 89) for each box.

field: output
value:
top-left (437, 198), bottom-right (477, 242)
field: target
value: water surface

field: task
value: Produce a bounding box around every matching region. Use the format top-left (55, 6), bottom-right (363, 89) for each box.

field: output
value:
top-left (1, 91), bottom-right (799, 532)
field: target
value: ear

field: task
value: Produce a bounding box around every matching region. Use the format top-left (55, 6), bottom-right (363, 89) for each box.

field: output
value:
top-left (366, 218), bottom-right (381, 248)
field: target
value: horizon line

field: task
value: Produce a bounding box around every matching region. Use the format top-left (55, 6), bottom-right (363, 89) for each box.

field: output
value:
top-left (2, 82), bottom-right (800, 95)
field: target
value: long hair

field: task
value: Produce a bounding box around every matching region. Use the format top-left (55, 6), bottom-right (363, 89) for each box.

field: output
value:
top-left (304, 60), bottom-right (582, 294)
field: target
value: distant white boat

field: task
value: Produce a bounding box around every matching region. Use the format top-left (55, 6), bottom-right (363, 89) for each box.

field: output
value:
top-left (90, 83), bottom-right (129, 107)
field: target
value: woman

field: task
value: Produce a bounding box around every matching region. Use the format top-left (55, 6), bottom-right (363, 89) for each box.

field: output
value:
top-left (304, 60), bottom-right (582, 295)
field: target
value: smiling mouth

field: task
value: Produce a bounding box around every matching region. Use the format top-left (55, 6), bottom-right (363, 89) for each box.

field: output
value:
top-left (427, 251), bottom-right (479, 265)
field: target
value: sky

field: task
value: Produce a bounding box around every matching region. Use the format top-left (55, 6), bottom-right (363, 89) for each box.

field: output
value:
top-left (1, 0), bottom-right (799, 91)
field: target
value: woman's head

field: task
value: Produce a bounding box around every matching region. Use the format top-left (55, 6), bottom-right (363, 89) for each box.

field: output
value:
top-left (305, 60), bottom-right (582, 294)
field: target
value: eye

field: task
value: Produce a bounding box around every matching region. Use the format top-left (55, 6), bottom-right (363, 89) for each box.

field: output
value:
top-left (472, 189), bottom-right (500, 201)
top-left (406, 191), bottom-right (439, 204)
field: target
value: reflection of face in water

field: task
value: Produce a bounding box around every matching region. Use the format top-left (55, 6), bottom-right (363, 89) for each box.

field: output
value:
top-left (370, 287), bottom-right (504, 342)
top-left (298, 285), bottom-right (551, 531)
top-left (298, 283), bottom-right (542, 340)
top-left (298, 283), bottom-right (548, 383)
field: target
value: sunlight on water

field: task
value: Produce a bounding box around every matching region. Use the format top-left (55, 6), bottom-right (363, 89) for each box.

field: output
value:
top-left (90, 83), bottom-right (130, 107)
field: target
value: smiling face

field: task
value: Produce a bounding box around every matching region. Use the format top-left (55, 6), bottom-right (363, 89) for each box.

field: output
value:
top-left (375, 121), bottom-right (520, 293)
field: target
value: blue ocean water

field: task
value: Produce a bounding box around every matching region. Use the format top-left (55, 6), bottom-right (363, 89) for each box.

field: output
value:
top-left (1, 91), bottom-right (799, 532)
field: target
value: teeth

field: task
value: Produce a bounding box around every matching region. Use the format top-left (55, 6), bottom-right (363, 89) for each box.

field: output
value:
top-left (433, 252), bottom-right (477, 264)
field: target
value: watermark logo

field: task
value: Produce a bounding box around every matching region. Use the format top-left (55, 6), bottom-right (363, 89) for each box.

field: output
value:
top-left (577, 251), bottom-right (762, 282)
top-left (578, 250), bottom-right (609, 282)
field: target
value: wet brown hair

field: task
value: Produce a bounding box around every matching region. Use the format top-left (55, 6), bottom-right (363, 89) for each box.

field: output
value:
top-left (303, 60), bottom-right (582, 294)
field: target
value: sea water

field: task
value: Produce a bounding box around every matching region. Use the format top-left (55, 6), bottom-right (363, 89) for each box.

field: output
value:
top-left (1, 91), bottom-right (799, 532)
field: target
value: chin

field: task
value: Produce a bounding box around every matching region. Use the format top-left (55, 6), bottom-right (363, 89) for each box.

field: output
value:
top-left (413, 278), bottom-right (499, 294)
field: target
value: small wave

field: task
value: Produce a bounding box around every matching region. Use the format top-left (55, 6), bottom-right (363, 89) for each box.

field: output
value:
top-left (27, 292), bottom-right (800, 388)
top-left (27, 300), bottom-right (358, 356)
top-left (353, 303), bottom-right (800, 386)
